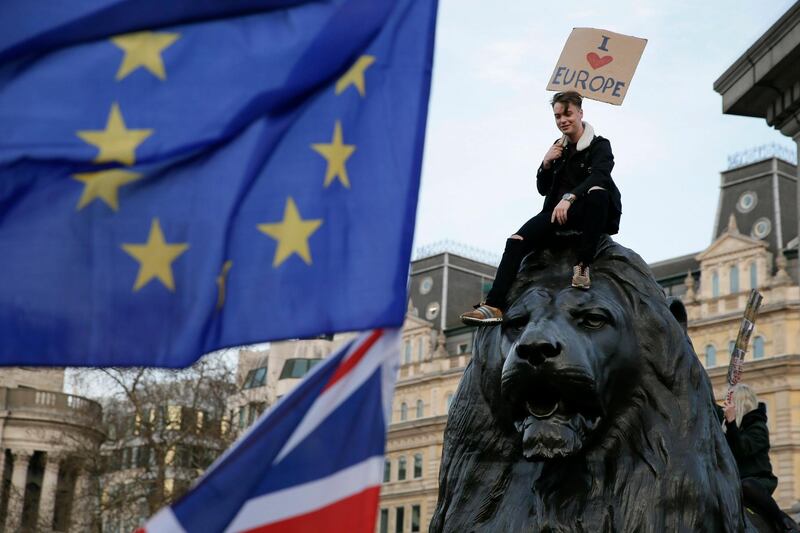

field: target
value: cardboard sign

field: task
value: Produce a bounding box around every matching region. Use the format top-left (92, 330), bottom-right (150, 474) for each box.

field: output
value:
top-left (546, 28), bottom-right (647, 105)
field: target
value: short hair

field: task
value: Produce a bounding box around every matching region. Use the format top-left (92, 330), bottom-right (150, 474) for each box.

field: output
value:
top-left (551, 91), bottom-right (583, 110)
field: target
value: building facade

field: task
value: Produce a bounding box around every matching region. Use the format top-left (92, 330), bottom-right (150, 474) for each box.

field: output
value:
top-left (100, 376), bottom-right (235, 533)
top-left (228, 335), bottom-right (357, 437)
top-left (0, 368), bottom-right (103, 532)
top-left (377, 249), bottom-right (492, 533)
top-left (713, 0), bottom-right (800, 279)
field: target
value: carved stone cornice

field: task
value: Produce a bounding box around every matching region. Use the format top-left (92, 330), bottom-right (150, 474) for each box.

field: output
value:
top-left (713, 2), bottom-right (800, 134)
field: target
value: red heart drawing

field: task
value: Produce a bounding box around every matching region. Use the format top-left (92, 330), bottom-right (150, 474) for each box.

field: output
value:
top-left (586, 52), bottom-right (613, 69)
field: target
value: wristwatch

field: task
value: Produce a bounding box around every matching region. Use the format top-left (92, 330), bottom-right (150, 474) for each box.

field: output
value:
top-left (562, 193), bottom-right (576, 204)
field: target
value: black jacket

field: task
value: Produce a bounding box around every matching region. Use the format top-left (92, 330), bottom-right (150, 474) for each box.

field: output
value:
top-left (535, 135), bottom-right (622, 235)
top-left (724, 403), bottom-right (779, 494)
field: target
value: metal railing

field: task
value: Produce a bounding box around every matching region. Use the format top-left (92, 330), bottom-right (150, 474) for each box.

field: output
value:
top-left (727, 143), bottom-right (797, 170)
top-left (413, 240), bottom-right (500, 266)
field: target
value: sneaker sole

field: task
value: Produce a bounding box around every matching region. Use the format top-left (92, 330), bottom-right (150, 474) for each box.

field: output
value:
top-left (460, 316), bottom-right (503, 326)
top-left (571, 283), bottom-right (590, 290)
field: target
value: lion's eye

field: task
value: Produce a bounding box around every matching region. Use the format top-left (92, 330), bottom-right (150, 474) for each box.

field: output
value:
top-left (580, 313), bottom-right (608, 329)
top-left (503, 316), bottom-right (527, 335)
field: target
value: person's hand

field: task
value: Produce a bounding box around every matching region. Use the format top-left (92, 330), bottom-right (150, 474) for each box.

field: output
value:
top-left (551, 199), bottom-right (571, 225)
top-left (723, 399), bottom-right (736, 423)
top-left (542, 142), bottom-right (564, 169)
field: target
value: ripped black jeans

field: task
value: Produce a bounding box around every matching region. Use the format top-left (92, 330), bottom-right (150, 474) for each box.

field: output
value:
top-left (485, 188), bottom-right (610, 310)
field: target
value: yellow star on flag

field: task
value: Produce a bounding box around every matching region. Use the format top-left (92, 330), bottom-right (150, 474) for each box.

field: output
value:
top-left (111, 31), bottom-right (180, 81)
top-left (122, 218), bottom-right (189, 291)
top-left (311, 121), bottom-right (356, 188)
top-left (257, 197), bottom-right (323, 267)
top-left (76, 103), bottom-right (153, 166)
top-left (216, 260), bottom-right (233, 309)
top-left (335, 55), bottom-right (376, 97)
top-left (72, 169), bottom-right (141, 211)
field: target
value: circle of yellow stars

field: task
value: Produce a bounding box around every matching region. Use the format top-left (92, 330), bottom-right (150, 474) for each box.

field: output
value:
top-left (70, 31), bottom-right (375, 305)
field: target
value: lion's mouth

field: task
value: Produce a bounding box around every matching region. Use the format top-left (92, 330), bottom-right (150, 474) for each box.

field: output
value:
top-left (513, 376), bottom-right (599, 422)
top-left (503, 370), bottom-right (603, 459)
top-left (527, 398), bottom-right (558, 419)
top-left (523, 380), bottom-right (561, 419)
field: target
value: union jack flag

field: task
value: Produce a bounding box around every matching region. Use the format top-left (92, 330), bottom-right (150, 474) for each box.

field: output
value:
top-left (139, 328), bottom-right (399, 532)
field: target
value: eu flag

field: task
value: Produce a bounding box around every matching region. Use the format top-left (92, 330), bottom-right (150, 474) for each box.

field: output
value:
top-left (0, 0), bottom-right (438, 367)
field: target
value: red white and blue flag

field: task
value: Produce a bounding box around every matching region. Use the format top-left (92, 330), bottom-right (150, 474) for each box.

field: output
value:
top-left (139, 328), bottom-right (400, 533)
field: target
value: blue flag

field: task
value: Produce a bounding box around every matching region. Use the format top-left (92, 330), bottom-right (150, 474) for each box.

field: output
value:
top-left (0, 0), bottom-right (438, 366)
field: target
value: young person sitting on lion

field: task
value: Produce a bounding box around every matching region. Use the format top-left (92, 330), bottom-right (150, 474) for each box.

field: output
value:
top-left (461, 91), bottom-right (623, 325)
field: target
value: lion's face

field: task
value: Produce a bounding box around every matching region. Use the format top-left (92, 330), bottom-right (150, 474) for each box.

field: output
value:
top-left (432, 241), bottom-right (747, 533)
top-left (500, 271), bottom-right (639, 460)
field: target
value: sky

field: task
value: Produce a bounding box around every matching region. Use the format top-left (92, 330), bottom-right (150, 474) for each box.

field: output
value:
top-left (413, 0), bottom-right (798, 264)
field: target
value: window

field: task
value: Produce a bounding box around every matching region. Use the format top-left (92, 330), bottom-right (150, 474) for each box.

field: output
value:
top-left (737, 191), bottom-right (757, 213)
top-left (457, 343), bottom-right (468, 355)
top-left (398, 456), bottom-right (407, 481)
top-left (711, 271), bottom-right (719, 297)
top-left (400, 402), bottom-right (408, 421)
top-left (404, 341), bottom-right (411, 364)
top-left (196, 410), bottom-right (206, 432)
top-left (728, 340), bottom-right (736, 357)
top-left (419, 276), bottom-right (433, 294)
top-left (416, 399), bottom-right (424, 418)
top-left (753, 336), bottom-right (765, 359)
top-left (751, 218), bottom-right (772, 239)
top-left (238, 406), bottom-right (247, 429)
top-left (446, 393), bottom-right (454, 412)
top-left (247, 402), bottom-right (264, 425)
top-left (279, 358), bottom-right (321, 379)
top-left (750, 263), bottom-right (757, 289)
top-left (136, 446), bottom-right (151, 468)
top-left (413, 453), bottom-right (422, 478)
top-left (243, 366), bottom-right (268, 389)
top-left (411, 505), bottom-right (421, 532)
top-left (395, 507), bottom-right (405, 533)
top-left (166, 405), bottom-right (182, 430)
top-left (730, 265), bottom-right (739, 293)
top-left (417, 338), bottom-right (424, 361)
top-left (705, 345), bottom-right (716, 367)
top-left (380, 509), bottom-right (389, 533)
top-left (384, 459), bottom-right (391, 482)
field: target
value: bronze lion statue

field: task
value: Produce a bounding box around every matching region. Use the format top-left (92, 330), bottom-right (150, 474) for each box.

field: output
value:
top-left (430, 236), bottom-right (755, 532)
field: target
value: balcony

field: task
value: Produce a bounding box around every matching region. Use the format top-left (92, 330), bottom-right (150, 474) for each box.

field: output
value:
top-left (0, 386), bottom-right (102, 426)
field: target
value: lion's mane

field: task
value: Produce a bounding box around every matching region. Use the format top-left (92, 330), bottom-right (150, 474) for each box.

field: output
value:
top-left (430, 237), bottom-right (750, 532)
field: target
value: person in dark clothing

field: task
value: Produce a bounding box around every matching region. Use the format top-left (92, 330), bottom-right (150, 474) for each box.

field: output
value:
top-left (461, 91), bottom-right (622, 325)
top-left (722, 384), bottom-right (798, 532)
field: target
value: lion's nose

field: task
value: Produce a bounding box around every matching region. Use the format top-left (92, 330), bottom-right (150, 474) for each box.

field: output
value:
top-left (516, 340), bottom-right (561, 365)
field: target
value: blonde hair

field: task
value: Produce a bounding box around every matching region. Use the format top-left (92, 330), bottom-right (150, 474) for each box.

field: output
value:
top-left (731, 383), bottom-right (758, 426)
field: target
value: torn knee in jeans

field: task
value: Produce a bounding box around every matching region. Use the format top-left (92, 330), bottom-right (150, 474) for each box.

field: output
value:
top-left (503, 235), bottom-right (527, 255)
